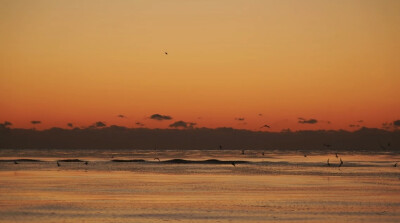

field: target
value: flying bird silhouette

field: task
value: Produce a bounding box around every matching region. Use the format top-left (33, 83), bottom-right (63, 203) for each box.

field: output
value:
top-left (164, 51), bottom-right (168, 55)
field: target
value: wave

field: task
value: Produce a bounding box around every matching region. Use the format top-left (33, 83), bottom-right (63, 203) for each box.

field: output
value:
top-left (161, 159), bottom-right (248, 164)
top-left (112, 159), bottom-right (146, 162)
top-left (0, 159), bottom-right (42, 162)
top-left (57, 159), bottom-right (86, 162)
top-left (0, 158), bottom-right (396, 168)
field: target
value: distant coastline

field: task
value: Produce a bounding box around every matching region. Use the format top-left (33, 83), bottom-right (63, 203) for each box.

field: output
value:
top-left (1, 126), bottom-right (399, 151)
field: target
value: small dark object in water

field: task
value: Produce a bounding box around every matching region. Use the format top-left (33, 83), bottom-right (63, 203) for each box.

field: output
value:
top-left (84, 161), bottom-right (88, 165)
top-left (394, 162), bottom-right (398, 167)
top-left (339, 158), bottom-right (343, 167)
top-left (304, 154), bottom-right (307, 157)
top-left (262, 152), bottom-right (265, 156)
top-left (57, 161), bottom-right (60, 167)
top-left (241, 150), bottom-right (245, 155)
top-left (327, 159), bottom-right (330, 167)
top-left (335, 153), bottom-right (339, 158)
top-left (14, 161), bottom-right (18, 164)
top-left (231, 162), bottom-right (236, 167)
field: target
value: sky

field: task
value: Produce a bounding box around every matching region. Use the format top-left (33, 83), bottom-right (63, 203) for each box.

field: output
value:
top-left (0, 0), bottom-right (399, 131)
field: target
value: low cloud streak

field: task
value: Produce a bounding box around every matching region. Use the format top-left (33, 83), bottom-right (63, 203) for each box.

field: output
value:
top-left (298, 118), bottom-right (318, 124)
top-left (169, 121), bottom-right (196, 128)
top-left (150, 114), bottom-right (172, 121)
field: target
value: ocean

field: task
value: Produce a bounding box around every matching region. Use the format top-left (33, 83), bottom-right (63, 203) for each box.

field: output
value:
top-left (0, 149), bottom-right (399, 222)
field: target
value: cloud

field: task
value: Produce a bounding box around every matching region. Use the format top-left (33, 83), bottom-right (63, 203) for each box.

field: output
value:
top-left (169, 121), bottom-right (196, 128)
top-left (117, 114), bottom-right (127, 118)
top-left (135, 122), bottom-right (145, 127)
top-left (235, 118), bottom-right (245, 121)
top-left (381, 122), bottom-right (393, 130)
top-left (393, 120), bottom-right (400, 127)
top-left (298, 118), bottom-right (318, 124)
top-left (67, 123), bottom-right (73, 128)
top-left (31, 121), bottom-right (41, 124)
top-left (0, 121), bottom-right (12, 128)
top-left (94, 121), bottom-right (106, 128)
top-left (261, 124), bottom-right (270, 128)
top-left (150, 114), bottom-right (172, 121)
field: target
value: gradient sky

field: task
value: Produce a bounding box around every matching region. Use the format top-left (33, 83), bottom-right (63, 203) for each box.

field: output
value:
top-left (1, 0), bottom-right (399, 131)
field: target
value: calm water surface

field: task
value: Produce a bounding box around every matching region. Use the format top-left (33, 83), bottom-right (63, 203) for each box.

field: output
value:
top-left (0, 149), bottom-right (399, 222)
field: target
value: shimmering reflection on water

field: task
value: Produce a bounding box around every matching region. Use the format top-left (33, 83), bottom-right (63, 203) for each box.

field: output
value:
top-left (0, 150), bottom-right (399, 222)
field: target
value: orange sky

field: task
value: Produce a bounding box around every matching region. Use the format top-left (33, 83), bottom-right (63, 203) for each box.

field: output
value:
top-left (0, 0), bottom-right (399, 131)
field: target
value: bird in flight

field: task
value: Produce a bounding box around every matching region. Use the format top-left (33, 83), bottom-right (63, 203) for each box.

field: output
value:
top-left (164, 51), bottom-right (168, 55)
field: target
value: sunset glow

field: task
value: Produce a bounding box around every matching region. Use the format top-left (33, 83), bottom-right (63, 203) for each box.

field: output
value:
top-left (1, 0), bottom-right (399, 131)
